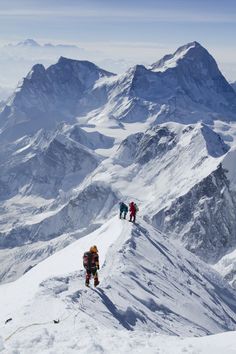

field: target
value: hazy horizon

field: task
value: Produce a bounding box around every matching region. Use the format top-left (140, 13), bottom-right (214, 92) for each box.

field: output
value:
top-left (0, 0), bottom-right (236, 93)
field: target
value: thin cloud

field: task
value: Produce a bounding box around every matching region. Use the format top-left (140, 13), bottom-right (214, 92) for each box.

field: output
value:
top-left (0, 8), bottom-right (236, 24)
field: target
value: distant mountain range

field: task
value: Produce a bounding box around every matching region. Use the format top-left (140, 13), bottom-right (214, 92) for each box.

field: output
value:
top-left (6, 38), bottom-right (78, 49)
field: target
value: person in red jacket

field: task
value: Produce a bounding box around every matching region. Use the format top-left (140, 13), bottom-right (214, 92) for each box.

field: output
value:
top-left (83, 245), bottom-right (100, 287)
top-left (129, 201), bottom-right (137, 223)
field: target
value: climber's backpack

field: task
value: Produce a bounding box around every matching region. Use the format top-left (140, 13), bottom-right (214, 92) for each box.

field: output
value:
top-left (83, 251), bottom-right (92, 270)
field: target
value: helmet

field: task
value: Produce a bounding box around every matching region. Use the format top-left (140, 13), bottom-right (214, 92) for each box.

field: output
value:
top-left (90, 245), bottom-right (98, 253)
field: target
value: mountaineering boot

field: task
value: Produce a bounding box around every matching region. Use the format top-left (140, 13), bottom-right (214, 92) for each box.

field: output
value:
top-left (94, 280), bottom-right (100, 287)
top-left (94, 275), bottom-right (99, 287)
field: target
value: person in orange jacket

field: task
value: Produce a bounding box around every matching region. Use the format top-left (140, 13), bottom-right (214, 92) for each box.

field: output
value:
top-left (83, 245), bottom-right (100, 287)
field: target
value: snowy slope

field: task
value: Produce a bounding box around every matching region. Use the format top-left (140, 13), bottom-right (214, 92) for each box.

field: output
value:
top-left (0, 122), bottom-right (117, 282)
top-left (0, 181), bottom-right (119, 283)
top-left (91, 122), bottom-right (229, 205)
top-left (214, 248), bottom-right (236, 289)
top-left (0, 129), bottom-right (101, 200)
top-left (1, 328), bottom-right (236, 354)
top-left (1, 218), bottom-right (236, 353)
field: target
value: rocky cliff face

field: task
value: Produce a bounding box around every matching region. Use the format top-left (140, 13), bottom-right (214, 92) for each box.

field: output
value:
top-left (152, 164), bottom-right (236, 263)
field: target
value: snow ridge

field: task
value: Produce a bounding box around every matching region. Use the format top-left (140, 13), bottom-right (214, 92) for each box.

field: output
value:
top-left (1, 218), bottom-right (236, 353)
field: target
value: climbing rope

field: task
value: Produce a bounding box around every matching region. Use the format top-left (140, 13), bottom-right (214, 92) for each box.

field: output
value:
top-left (3, 290), bottom-right (86, 343)
top-left (4, 320), bottom-right (54, 342)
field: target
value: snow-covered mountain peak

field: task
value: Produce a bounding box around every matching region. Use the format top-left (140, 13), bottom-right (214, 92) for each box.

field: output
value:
top-left (55, 56), bottom-right (115, 77)
top-left (0, 57), bottom-right (116, 140)
top-left (14, 56), bottom-right (114, 96)
top-left (179, 40), bottom-right (201, 49)
top-left (151, 41), bottom-right (217, 73)
top-left (109, 64), bottom-right (146, 90)
top-left (172, 40), bottom-right (202, 57)
top-left (129, 64), bottom-right (147, 75)
top-left (95, 41), bottom-right (236, 125)
top-left (200, 123), bottom-right (230, 157)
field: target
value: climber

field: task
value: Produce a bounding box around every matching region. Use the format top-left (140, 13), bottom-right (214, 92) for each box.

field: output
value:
top-left (83, 245), bottom-right (100, 287)
top-left (119, 202), bottom-right (128, 219)
top-left (129, 201), bottom-right (137, 223)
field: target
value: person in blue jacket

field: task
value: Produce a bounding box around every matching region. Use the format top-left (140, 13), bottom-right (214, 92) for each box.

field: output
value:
top-left (119, 202), bottom-right (128, 219)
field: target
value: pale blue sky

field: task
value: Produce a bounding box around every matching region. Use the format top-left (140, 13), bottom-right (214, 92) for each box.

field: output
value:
top-left (0, 0), bottom-right (236, 83)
